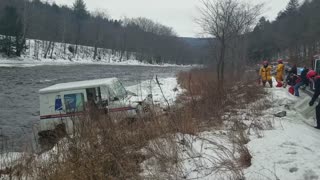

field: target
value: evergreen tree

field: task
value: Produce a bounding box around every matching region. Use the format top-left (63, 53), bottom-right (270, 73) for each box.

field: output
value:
top-left (0, 6), bottom-right (25, 57)
top-left (73, 0), bottom-right (87, 20)
top-left (72, 0), bottom-right (88, 54)
top-left (248, 17), bottom-right (276, 61)
top-left (247, 0), bottom-right (320, 64)
top-left (254, 17), bottom-right (268, 31)
top-left (285, 0), bottom-right (299, 15)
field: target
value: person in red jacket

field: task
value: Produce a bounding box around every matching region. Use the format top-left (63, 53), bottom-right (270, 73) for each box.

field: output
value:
top-left (308, 70), bottom-right (320, 129)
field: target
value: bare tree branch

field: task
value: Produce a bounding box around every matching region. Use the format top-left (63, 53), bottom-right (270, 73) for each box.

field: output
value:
top-left (197, 0), bottom-right (263, 88)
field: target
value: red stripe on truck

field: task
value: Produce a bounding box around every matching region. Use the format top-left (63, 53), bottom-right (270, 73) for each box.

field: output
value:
top-left (108, 107), bottom-right (136, 112)
top-left (40, 112), bottom-right (84, 119)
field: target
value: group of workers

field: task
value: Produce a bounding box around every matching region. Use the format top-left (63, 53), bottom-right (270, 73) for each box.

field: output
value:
top-left (259, 60), bottom-right (320, 129)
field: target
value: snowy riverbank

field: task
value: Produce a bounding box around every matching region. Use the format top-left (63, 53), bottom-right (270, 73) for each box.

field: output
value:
top-left (0, 39), bottom-right (198, 68)
top-left (141, 80), bottom-right (320, 179)
top-left (245, 87), bottom-right (320, 180)
top-left (0, 57), bottom-right (195, 68)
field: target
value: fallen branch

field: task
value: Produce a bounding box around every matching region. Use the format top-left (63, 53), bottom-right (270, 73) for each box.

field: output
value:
top-left (155, 75), bottom-right (170, 110)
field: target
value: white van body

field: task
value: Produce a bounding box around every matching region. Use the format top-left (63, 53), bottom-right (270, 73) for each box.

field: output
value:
top-left (39, 78), bottom-right (146, 135)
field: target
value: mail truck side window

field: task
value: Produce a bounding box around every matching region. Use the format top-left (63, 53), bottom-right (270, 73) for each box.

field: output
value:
top-left (64, 93), bottom-right (85, 113)
top-left (110, 80), bottom-right (127, 99)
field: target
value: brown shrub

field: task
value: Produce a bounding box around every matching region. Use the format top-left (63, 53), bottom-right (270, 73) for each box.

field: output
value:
top-left (238, 146), bottom-right (252, 168)
top-left (8, 67), bottom-right (266, 179)
top-left (177, 67), bottom-right (265, 128)
top-left (177, 67), bottom-right (266, 174)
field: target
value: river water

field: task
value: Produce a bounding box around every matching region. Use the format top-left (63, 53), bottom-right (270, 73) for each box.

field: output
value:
top-left (0, 64), bottom-right (189, 151)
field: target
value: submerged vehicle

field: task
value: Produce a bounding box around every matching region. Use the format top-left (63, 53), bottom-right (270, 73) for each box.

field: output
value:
top-left (38, 78), bottom-right (151, 138)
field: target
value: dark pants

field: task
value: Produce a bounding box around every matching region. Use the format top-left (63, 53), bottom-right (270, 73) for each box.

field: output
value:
top-left (294, 82), bottom-right (305, 96)
top-left (262, 80), bottom-right (273, 87)
top-left (316, 104), bottom-right (320, 127)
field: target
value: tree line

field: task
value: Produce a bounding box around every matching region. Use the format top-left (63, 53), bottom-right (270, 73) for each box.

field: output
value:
top-left (248, 0), bottom-right (320, 66)
top-left (0, 0), bottom-right (206, 64)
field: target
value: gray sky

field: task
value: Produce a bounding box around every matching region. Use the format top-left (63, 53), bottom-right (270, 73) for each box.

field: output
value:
top-left (53, 0), bottom-right (292, 37)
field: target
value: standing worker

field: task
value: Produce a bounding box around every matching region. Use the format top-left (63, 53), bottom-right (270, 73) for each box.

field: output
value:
top-left (284, 64), bottom-right (298, 88)
top-left (308, 70), bottom-right (320, 129)
top-left (276, 59), bottom-right (285, 87)
top-left (259, 61), bottom-right (273, 87)
top-left (294, 67), bottom-right (309, 97)
top-left (276, 59), bottom-right (285, 82)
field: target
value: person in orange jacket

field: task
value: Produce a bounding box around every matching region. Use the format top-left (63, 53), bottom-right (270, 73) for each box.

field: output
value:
top-left (276, 59), bottom-right (285, 82)
top-left (259, 61), bottom-right (273, 87)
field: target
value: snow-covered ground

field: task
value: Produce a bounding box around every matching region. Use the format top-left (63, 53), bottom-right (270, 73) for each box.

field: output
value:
top-left (127, 77), bottom-right (183, 108)
top-left (141, 81), bottom-right (320, 179)
top-left (0, 152), bottom-right (22, 170)
top-left (0, 39), bottom-right (195, 67)
top-left (245, 87), bottom-right (320, 180)
top-left (141, 131), bottom-right (241, 180)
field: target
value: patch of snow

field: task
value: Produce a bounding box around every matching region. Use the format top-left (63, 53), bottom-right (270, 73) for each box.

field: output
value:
top-left (0, 152), bottom-right (23, 169)
top-left (127, 77), bottom-right (184, 108)
top-left (245, 87), bottom-right (320, 180)
top-left (141, 132), bottom-right (239, 180)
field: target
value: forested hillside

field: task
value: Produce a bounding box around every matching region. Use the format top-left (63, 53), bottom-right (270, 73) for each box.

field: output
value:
top-left (0, 0), bottom-right (207, 64)
top-left (248, 0), bottom-right (320, 65)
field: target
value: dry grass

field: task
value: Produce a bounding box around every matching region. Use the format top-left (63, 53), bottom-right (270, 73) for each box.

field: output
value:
top-left (177, 68), bottom-right (266, 127)
top-left (1, 67), bottom-right (269, 179)
top-left (237, 146), bottom-right (252, 168)
top-left (6, 107), bottom-right (200, 179)
top-left (177, 67), bottom-right (268, 174)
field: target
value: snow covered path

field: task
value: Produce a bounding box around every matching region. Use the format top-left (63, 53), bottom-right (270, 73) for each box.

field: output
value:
top-left (245, 87), bottom-right (320, 180)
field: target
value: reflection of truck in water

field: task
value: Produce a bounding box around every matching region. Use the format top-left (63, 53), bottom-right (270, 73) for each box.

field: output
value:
top-left (38, 78), bottom-right (152, 147)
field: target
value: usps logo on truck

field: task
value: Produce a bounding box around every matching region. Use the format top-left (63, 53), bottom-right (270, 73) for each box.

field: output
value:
top-left (55, 95), bottom-right (63, 111)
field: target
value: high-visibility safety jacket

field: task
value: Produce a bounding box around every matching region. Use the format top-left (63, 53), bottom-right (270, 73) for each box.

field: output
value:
top-left (276, 64), bottom-right (285, 82)
top-left (259, 65), bottom-right (272, 81)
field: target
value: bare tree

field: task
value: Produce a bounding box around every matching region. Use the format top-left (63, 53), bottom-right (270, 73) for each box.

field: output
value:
top-left (92, 10), bottom-right (109, 60)
top-left (198, 0), bottom-right (262, 88)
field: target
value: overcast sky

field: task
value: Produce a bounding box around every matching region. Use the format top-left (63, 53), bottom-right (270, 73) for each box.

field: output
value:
top-left (53, 0), bottom-right (293, 37)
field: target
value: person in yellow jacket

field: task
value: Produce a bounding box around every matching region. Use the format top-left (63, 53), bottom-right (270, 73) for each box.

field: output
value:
top-left (276, 59), bottom-right (285, 82)
top-left (259, 61), bottom-right (273, 87)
